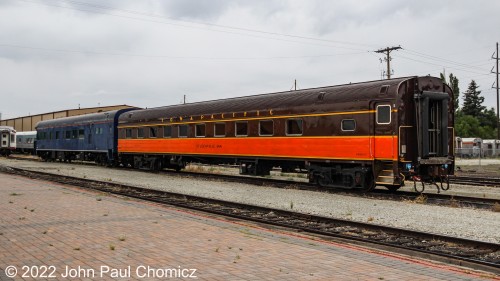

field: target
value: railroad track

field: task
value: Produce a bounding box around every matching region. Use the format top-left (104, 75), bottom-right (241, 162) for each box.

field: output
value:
top-left (1, 166), bottom-right (499, 274)
top-left (2, 155), bottom-right (500, 210)
top-left (450, 176), bottom-right (500, 187)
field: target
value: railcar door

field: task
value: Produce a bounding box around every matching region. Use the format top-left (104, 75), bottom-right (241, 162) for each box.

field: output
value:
top-left (372, 102), bottom-right (394, 160)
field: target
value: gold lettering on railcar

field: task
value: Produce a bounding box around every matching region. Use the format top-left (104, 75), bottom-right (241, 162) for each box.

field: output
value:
top-left (244, 112), bottom-right (247, 117)
top-left (179, 117), bottom-right (183, 121)
top-left (211, 114), bottom-right (214, 119)
top-left (221, 113), bottom-right (225, 118)
top-left (170, 118), bottom-right (174, 122)
top-left (196, 144), bottom-right (223, 149)
top-left (190, 116), bottom-right (193, 121)
top-left (269, 109), bottom-right (273, 115)
top-left (256, 110), bottom-right (260, 116)
top-left (201, 115), bottom-right (205, 120)
top-left (232, 112), bottom-right (236, 118)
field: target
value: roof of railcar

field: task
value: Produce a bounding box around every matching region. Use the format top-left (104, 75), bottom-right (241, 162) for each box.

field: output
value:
top-left (119, 76), bottom-right (425, 123)
top-left (36, 110), bottom-right (121, 129)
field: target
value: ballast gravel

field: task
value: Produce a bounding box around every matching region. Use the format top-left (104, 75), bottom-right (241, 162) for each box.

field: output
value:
top-left (1, 158), bottom-right (499, 244)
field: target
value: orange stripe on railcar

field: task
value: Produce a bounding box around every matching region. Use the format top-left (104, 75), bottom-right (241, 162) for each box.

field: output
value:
top-left (118, 136), bottom-right (398, 161)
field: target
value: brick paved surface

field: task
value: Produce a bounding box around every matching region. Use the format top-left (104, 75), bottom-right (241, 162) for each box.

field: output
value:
top-left (0, 172), bottom-right (497, 281)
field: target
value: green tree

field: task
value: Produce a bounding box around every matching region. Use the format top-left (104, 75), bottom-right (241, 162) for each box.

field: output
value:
top-left (440, 72), bottom-right (460, 113)
top-left (462, 80), bottom-right (485, 117)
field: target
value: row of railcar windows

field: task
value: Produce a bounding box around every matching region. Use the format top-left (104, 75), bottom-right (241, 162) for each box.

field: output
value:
top-left (37, 127), bottom-right (106, 140)
top-left (123, 118), bottom-right (356, 139)
top-left (124, 119), bottom-right (304, 139)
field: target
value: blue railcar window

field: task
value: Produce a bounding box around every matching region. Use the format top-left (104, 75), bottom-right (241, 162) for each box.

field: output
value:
top-left (341, 119), bottom-right (356, 131)
top-left (286, 119), bottom-right (303, 135)
top-left (72, 130), bottom-right (77, 139)
top-left (178, 125), bottom-right (188, 138)
top-left (78, 130), bottom-right (84, 139)
top-left (56, 131), bottom-right (60, 139)
top-left (65, 131), bottom-right (71, 139)
top-left (137, 128), bottom-right (144, 138)
top-left (149, 127), bottom-right (158, 138)
top-left (49, 132), bottom-right (53, 140)
top-left (163, 126), bottom-right (172, 138)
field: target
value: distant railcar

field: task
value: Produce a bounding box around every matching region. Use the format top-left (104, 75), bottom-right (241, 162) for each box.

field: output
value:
top-left (117, 76), bottom-right (455, 191)
top-left (0, 126), bottom-right (16, 156)
top-left (36, 109), bottom-right (136, 164)
top-left (15, 131), bottom-right (36, 154)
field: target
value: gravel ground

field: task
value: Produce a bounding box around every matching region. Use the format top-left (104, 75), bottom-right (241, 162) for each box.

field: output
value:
top-left (1, 157), bottom-right (499, 244)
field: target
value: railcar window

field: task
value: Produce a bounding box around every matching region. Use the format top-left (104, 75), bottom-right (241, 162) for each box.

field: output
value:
top-left (163, 126), bottom-right (172, 138)
top-left (149, 127), bottom-right (158, 138)
top-left (125, 129), bottom-right (132, 138)
top-left (49, 132), bottom-right (53, 140)
top-left (235, 122), bottom-right (248, 137)
top-left (56, 131), bottom-right (60, 139)
top-left (78, 130), bottom-right (84, 139)
top-left (341, 119), bottom-right (356, 131)
top-left (259, 120), bottom-right (274, 136)
top-left (65, 131), bottom-right (71, 139)
top-left (178, 125), bottom-right (188, 138)
top-left (376, 105), bottom-right (391, 124)
top-left (214, 123), bottom-right (225, 137)
top-left (72, 130), bottom-right (78, 139)
top-left (195, 124), bottom-right (206, 137)
top-left (286, 119), bottom-right (303, 135)
top-left (137, 128), bottom-right (144, 138)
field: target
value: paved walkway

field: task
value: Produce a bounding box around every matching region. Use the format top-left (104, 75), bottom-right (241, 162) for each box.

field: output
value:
top-left (0, 172), bottom-right (497, 280)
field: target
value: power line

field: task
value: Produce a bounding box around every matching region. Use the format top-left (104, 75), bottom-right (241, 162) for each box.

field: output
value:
top-left (0, 43), bottom-right (367, 60)
top-left (14, 0), bottom-right (373, 51)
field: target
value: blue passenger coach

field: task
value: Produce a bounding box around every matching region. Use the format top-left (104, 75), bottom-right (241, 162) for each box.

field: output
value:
top-left (36, 109), bottom-right (136, 164)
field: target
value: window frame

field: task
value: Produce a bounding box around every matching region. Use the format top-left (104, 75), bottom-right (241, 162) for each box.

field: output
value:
top-left (163, 126), bottom-right (172, 138)
top-left (376, 105), bottom-right (392, 125)
top-left (341, 119), bottom-right (356, 132)
top-left (125, 128), bottom-right (132, 139)
top-left (137, 128), bottom-right (145, 138)
top-left (235, 121), bottom-right (248, 137)
top-left (259, 120), bottom-right (274, 136)
top-left (178, 125), bottom-right (188, 138)
top-left (149, 127), bottom-right (158, 138)
top-left (214, 122), bottom-right (226, 137)
top-left (195, 124), bottom-right (206, 138)
top-left (285, 118), bottom-right (303, 136)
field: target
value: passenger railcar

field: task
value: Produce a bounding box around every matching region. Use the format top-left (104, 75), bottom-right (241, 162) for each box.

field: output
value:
top-left (36, 108), bottom-right (136, 164)
top-left (0, 126), bottom-right (16, 156)
top-left (117, 76), bottom-right (455, 191)
top-left (15, 131), bottom-right (36, 154)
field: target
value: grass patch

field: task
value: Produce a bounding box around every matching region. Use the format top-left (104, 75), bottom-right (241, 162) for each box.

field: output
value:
top-left (493, 202), bottom-right (500, 212)
top-left (414, 194), bottom-right (427, 204)
top-left (109, 244), bottom-right (115, 251)
top-left (9, 192), bottom-right (22, 196)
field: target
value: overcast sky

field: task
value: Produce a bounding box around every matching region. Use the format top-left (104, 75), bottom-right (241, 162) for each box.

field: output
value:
top-left (0, 0), bottom-right (499, 119)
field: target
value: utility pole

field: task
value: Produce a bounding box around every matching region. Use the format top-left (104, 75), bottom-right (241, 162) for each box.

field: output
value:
top-left (294, 79), bottom-right (297, 90)
top-left (492, 42), bottom-right (500, 140)
top-left (375, 46), bottom-right (402, 79)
